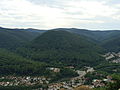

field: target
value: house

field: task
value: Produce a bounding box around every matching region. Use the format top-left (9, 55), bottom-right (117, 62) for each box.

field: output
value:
top-left (47, 67), bottom-right (60, 72)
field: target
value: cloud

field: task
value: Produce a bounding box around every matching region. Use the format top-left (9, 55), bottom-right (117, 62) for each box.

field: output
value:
top-left (0, 0), bottom-right (120, 30)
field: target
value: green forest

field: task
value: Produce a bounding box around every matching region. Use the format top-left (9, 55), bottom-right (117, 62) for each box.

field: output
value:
top-left (0, 27), bottom-right (120, 89)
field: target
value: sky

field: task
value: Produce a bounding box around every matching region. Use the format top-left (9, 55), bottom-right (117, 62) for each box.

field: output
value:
top-left (0, 0), bottom-right (120, 30)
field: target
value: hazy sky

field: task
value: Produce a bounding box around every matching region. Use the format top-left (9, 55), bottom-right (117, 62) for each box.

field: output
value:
top-left (0, 0), bottom-right (120, 30)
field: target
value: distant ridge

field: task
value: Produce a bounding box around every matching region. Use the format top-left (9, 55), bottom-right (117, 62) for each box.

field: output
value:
top-left (0, 26), bottom-right (120, 51)
top-left (0, 27), bottom-right (45, 49)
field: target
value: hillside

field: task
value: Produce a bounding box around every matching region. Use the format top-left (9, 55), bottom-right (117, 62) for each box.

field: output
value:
top-left (51, 28), bottom-right (120, 52)
top-left (1, 26), bottom-right (120, 52)
top-left (17, 30), bottom-right (104, 67)
top-left (0, 27), bottom-right (120, 72)
top-left (0, 48), bottom-right (48, 76)
top-left (51, 28), bottom-right (120, 42)
top-left (0, 27), bottom-right (45, 49)
top-left (101, 36), bottom-right (120, 52)
top-left (31, 30), bottom-right (99, 50)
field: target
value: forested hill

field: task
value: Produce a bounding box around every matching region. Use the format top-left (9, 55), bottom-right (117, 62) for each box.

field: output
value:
top-left (101, 36), bottom-right (120, 52)
top-left (0, 26), bottom-right (120, 76)
top-left (31, 30), bottom-right (102, 52)
top-left (16, 30), bottom-right (104, 68)
top-left (0, 48), bottom-right (48, 76)
top-left (0, 27), bottom-right (45, 49)
top-left (0, 26), bottom-right (120, 52)
top-left (50, 28), bottom-right (120, 52)
top-left (51, 28), bottom-right (120, 42)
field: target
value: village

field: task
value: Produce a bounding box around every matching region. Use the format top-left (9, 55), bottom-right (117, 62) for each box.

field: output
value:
top-left (0, 76), bottom-right (50, 86)
top-left (47, 67), bottom-right (113, 90)
top-left (0, 66), bottom-right (114, 90)
top-left (103, 52), bottom-right (120, 63)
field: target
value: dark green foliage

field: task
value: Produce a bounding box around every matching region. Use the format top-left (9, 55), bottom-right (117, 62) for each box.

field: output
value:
top-left (0, 27), bottom-right (44, 49)
top-left (60, 68), bottom-right (78, 77)
top-left (52, 28), bottom-right (120, 52)
top-left (1, 27), bottom-right (120, 52)
top-left (53, 28), bottom-right (120, 42)
top-left (101, 36), bottom-right (120, 52)
top-left (17, 30), bottom-right (104, 68)
top-left (0, 48), bottom-right (49, 76)
top-left (51, 68), bottom-right (78, 82)
top-left (95, 63), bottom-right (120, 74)
top-left (106, 74), bottom-right (120, 90)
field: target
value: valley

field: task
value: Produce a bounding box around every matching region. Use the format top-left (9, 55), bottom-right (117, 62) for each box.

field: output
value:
top-left (0, 27), bottom-right (120, 90)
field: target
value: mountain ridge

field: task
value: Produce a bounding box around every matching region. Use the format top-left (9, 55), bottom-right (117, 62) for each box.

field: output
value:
top-left (1, 26), bottom-right (120, 51)
top-left (16, 30), bottom-right (104, 68)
